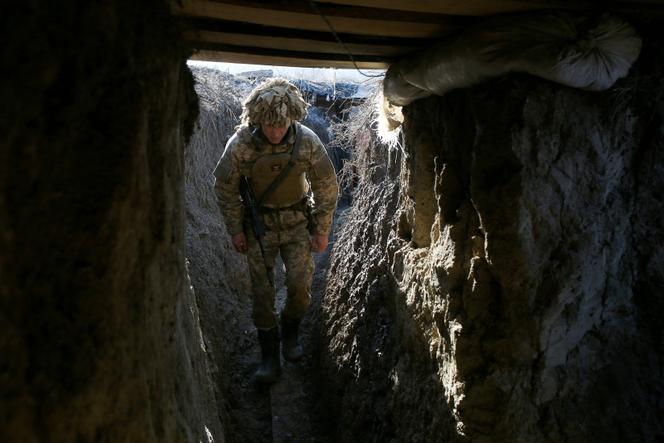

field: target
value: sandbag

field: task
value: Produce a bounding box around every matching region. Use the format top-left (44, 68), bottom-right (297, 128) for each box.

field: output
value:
top-left (384, 13), bottom-right (642, 107)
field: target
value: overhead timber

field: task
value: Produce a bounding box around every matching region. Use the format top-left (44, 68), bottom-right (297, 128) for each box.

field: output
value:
top-left (173, 0), bottom-right (664, 69)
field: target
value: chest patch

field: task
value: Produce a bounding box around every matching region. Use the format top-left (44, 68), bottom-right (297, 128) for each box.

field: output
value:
top-left (270, 164), bottom-right (282, 172)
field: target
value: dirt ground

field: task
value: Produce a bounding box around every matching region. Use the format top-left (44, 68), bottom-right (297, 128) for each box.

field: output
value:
top-left (213, 206), bottom-right (346, 443)
top-left (186, 190), bottom-right (348, 442)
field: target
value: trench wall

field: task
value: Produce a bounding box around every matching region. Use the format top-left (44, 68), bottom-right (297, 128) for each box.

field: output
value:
top-left (0, 2), bottom-right (224, 442)
top-left (320, 30), bottom-right (664, 443)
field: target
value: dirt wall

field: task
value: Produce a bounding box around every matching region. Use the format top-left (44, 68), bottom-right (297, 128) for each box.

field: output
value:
top-left (0, 2), bottom-right (223, 442)
top-left (320, 29), bottom-right (664, 443)
top-left (185, 68), bottom-right (269, 443)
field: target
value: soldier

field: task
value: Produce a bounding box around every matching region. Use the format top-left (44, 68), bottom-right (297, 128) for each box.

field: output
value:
top-left (213, 78), bottom-right (339, 384)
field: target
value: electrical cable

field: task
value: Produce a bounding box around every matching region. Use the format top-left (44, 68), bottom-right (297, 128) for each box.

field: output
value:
top-left (306, 0), bottom-right (385, 78)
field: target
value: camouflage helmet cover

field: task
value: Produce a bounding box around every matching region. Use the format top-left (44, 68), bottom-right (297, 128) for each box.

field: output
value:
top-left (241, 77), bottom-right (309, 127)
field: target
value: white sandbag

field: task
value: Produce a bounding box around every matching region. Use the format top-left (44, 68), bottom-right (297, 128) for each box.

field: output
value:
top-left (384, 13), bottom-right (642, 107)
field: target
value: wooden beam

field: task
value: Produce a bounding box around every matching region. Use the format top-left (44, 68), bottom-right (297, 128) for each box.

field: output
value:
top-left (319, 0), bottom-right (590, 15)
top-left (174, 0), bottom-right (461, 38)
top-left (179, 16), bottom-right (437, 46)
top-left (193, 40), bottom-right (391, 62)
top-left (189, 49), bottom-right (388, 69)
top-left (203, 0), bottom-right (476, 23)
top-left (184, 30), bottom-right (420, 57)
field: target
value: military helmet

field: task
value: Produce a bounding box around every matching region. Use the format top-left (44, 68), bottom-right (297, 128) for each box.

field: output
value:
top-left (241, 78), bottom-right (309, 127)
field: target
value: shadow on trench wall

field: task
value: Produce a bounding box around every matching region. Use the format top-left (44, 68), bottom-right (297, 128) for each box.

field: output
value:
top-left (317, 131), bottom-right (459, 442)
top-left (1, 2), bottom-right (224, 442)
top-left (317, 26), bottom-right (664, 443)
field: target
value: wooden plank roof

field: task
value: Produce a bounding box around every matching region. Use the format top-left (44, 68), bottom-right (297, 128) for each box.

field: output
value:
top-left (173, 0), bottom-right (664, 69)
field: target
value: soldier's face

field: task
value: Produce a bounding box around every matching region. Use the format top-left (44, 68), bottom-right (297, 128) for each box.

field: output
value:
top-left (261, 123), bottom-right (289, 144)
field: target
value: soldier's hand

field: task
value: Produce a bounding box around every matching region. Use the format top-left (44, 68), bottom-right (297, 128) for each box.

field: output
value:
top-left (232, 233), bottom-right (248, 253)
top-left (310, 233), bottom-right (329, 252)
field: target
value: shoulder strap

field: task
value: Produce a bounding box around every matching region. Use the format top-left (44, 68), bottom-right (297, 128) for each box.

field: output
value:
top-left (257, 123), bottom-right (304, 207)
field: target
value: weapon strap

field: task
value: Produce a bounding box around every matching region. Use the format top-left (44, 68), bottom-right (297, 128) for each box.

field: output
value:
top-left (257, 122), bottom-right (304, 207)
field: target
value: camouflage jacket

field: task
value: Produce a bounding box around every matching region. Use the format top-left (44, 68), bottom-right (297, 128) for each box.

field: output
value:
top-left (214, 124), bottom-right (338, 236)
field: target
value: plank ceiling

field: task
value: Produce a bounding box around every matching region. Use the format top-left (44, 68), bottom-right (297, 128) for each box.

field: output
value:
top-left (173, 0), bottom-right (664, 69)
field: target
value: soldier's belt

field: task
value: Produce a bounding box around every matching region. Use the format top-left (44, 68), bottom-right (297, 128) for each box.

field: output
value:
top-left (259, 198), bottom-right (308, 214)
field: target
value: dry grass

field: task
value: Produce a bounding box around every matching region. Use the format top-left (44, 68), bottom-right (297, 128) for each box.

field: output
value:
top-left (329, 80), bottom-right (402, 192)
top-left (192, 67), bottom-right (248, 121)
top-left (328, 83), bottom-right (378, 192)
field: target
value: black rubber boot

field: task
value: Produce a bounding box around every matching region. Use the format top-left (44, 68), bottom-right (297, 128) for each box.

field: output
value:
top-left (281, 316), bottom-right (304, 362)
top-left (253, 327), bottom-right (281, 384)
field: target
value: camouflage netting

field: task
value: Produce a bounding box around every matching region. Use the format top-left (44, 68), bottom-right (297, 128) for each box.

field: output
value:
top-left (241, 77), bottom-right (309, 127)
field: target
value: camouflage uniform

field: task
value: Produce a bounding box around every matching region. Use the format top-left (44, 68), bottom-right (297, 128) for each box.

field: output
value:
top-left (214, 98), bottom-right (338, 330)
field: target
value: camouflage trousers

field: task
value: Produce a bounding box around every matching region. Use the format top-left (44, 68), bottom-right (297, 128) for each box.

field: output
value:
top-left (245, 208), bottom-right (314, 330)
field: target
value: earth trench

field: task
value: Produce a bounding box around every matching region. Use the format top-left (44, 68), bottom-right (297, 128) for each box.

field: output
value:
top-left (2, 3), bottom-right (663, 443)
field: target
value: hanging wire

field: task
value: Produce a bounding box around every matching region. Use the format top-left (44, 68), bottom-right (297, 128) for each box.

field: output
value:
top-left (307, 0), bottom-right (385, 79)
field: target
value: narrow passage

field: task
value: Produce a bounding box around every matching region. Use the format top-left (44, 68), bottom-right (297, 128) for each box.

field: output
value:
top-left (185, 66), bottom-right (360, 442)
top-left (263, 203), bottom-right (347, 442)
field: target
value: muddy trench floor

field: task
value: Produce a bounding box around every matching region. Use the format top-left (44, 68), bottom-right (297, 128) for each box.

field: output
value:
top-left (216, 207), bottom-right (349, 443)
